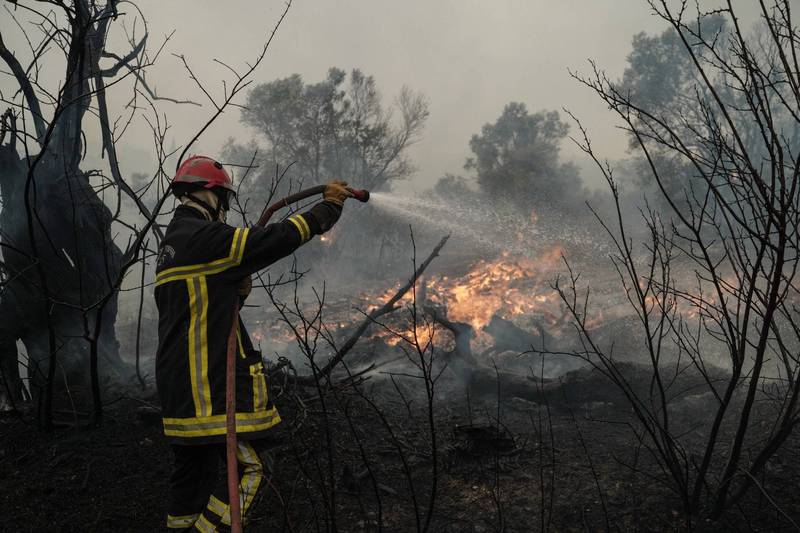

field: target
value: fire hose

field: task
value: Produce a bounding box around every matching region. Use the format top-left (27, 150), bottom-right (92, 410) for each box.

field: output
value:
top-left (225, 185), bottom-right (369, 532)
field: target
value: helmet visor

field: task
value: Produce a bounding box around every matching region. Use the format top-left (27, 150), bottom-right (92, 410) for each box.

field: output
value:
top-left (214, 188), bottom-right (235, 211)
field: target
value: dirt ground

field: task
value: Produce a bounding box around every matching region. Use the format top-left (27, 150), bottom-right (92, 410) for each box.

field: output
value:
top-left (2, 365), bottom-right (800, 533)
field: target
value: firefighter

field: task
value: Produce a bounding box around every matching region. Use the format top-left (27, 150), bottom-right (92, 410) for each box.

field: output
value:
top-left (155, 155), bottom-right (351, 531)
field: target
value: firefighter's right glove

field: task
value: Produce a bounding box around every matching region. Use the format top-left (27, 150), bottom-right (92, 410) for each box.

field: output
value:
top-left (323, 180), bottom-right (353, 207)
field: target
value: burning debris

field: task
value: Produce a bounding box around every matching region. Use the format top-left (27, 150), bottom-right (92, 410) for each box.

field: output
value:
top-left (248, 241), bottom-right (639, 380)
top-left (365, 249), bottom-right (568, 349)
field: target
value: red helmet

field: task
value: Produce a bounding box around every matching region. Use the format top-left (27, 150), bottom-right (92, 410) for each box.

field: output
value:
top-left (172, 155), bottom-right (235, 194)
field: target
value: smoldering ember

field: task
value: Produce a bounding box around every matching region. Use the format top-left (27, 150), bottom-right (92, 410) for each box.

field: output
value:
top-left (2, 2), bottom-right (800, 532)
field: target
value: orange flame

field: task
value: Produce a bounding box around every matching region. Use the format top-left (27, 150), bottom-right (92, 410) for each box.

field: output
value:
top-left (368, 248), bottom-right (568, 347)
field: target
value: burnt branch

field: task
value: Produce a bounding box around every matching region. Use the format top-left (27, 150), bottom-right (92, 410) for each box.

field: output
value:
top-left (292, 234), bottom-right (450, 386)
top-left (562, 0), bottom-right (800, 518)
top-left (0, 29), bottom-right (47, 143)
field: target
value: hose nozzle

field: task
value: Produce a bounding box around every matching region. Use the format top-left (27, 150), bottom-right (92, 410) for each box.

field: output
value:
top-left (348, 188), bottom-right (370, 203)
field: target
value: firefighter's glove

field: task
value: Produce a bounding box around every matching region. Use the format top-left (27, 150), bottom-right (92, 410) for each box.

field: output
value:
top-left (323, 180), bottom-right (353, 207)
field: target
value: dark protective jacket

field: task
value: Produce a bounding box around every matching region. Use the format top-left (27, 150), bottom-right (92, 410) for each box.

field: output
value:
top-left (154, 202), bottom-right (340, 445)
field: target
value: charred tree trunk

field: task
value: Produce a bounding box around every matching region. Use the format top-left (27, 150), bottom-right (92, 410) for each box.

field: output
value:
top-left (0, 2), bottom-right (130, 418)
top-left (0, 142), bottom-right (126, 405)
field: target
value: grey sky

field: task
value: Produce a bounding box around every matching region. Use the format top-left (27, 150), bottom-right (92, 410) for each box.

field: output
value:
top-left (2, 1), bottom-right (761, 192)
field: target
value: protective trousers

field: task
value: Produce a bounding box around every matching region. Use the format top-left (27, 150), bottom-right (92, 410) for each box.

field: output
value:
top-left (166, 439), bottom-right (274, 531)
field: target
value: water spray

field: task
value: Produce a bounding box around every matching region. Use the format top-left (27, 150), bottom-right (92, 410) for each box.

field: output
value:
top-left (225, 184), bottom-right (369, 533)
top-left (367, 191), bottom-right (608, 257)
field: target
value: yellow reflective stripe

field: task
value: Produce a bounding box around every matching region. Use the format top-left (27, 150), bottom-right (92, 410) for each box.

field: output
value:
top-left (166, 513), bottom-right (199, 528)
top-left (250, 363), bottom-right (266, 411)
top-left (296, 214), bottom-right (311, 241)
top-left (186, 276), bottom-right (211, 417)
top-left (194, 514), bottom-right (216, 533)
top-left (250, 364), bottom-right (260, 410)
top-left (287, 216), bottom-right (308, 242)
top-left (186, 279), bottom-right (204, 417)
top-left (237, 441), bottom-right (263, 514)
top-left (237, 325), bottom-right (246, 359)
top-left (207, 495), bottom-right (231, 526)
top-left (159, 227), bottom-right (243, 278)
top-left (198, 277), bottom-right (212, 413)
top-left (163, 407), bottom-right (281, 438)
top-left (164, 408), bottom-right (278, 426)
top-left (292, 215), bottom-right (309, 241)
top-left (236, 228), bottom-right (250, 262)
top-left (204, 445), bottom-right (262, 526)
top-left (155, 227), bottom-right (250, 286)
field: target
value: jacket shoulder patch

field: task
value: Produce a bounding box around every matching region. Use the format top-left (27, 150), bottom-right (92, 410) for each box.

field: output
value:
top-left (157, 244), bottom-right (176, 268)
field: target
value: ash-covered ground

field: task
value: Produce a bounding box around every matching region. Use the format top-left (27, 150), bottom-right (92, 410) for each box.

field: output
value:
top-left (4, 234), bottom-right (800, 532)
top-left (3, 365), bottom-right (800, 532)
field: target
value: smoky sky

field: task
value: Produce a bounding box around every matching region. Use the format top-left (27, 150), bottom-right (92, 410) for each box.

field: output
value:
top-left (1, 1), bottom-right (762, 192)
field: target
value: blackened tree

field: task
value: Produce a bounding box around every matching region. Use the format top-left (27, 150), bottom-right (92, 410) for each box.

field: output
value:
top-left (0, 1), bottom-right (156, 420)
